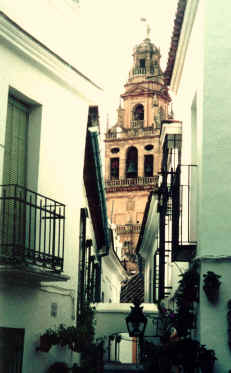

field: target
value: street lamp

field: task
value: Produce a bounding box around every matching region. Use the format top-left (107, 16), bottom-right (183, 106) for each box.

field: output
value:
top-left (126, 299), bottom-right (147, 337)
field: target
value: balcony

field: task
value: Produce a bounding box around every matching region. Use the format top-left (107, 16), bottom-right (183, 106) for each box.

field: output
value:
top-left (132, 67), bottom-right (146, 76)
top-left (130, 120), bottom-right (144, 129)
top-left (116, 224), bottom-right (141, 235)
top-left (158, 165), bottom-right (197, 262)
top-left (0, 184), bottom-right (69, 283)
top-left (105, 126), bottom-right (156, 141)
top-left (105, 176), bottom-right (158, 192)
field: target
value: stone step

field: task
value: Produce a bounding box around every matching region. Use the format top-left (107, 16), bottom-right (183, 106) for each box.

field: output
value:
top-left (104, 362), bottom-right (144, 372)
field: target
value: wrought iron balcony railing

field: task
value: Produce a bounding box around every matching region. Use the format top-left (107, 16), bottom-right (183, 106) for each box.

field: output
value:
top-left (105, 176), bottom-right (158, 189)
top-left (116, 224), bottom-right (142, 235)
top-left (0, 184), bottom-right (65, 272)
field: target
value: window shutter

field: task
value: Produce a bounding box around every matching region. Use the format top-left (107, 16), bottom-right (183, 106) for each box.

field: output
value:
top-left (3, 97), bottom-right (28, 186)
top-left (1, 97), bottom-right (29, 255)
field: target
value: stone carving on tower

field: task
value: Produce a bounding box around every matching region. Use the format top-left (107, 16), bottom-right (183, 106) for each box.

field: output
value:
top-left (104, 31), bottom-right (172, 277)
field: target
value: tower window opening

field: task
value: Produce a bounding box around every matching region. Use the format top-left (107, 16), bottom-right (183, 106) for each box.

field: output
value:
top-left (139, 59), bottom-right (146, 68)
top-left (110, 158), bottom-right (119, 179)
top-left (133, 104), bottom-right (144, 121)
top-left (126, 147), bottom-right (138, 179)
top-left (145, 144), bottom-right (154, 151)
top-left (144, 155), bottom-right (153, 177)
top-left (111, 147), bottom-right (120, 154)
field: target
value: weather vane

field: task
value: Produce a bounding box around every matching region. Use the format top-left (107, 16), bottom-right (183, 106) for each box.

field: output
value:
top-left (140, 17), bottom-right (151, 38)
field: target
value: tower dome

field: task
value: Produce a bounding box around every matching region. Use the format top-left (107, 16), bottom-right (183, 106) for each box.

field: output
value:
top-left (133, 37), bottom-right (157, 54)
top-left (129, 36), bottom-right (163, 83)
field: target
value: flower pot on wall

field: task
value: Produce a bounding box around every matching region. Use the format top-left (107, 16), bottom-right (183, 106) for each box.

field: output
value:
top-left (203, 271), bottom-right (221, 304)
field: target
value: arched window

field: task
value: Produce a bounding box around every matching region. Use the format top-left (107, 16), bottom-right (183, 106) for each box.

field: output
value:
top-left (126, 147), bottom-right (138, 178)
top-left (133, 104), bottom-right (144, 121)
top-left (144, 155), bottom-right (154, 177)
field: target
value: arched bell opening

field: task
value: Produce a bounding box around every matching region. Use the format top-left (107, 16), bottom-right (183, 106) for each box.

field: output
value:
top-left (133, 104), bottom-right (144, 121)
top-left (126, 147), bottom-right (138, 179)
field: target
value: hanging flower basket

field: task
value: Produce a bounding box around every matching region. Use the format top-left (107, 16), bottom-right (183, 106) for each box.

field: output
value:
top-left (203, 271), bottom-right (221, 303)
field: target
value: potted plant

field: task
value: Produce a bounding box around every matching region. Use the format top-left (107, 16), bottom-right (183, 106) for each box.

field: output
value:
top-left (175, 265), bottom-right (200, 306)
top-left (57, 324), bottom-right (79, 351)
top-left (203, 271), bottom-right (221, 303)
top-left (197, 345), bottom-right (217, 373)
top-left (37, 327), bottom-right (59, 352)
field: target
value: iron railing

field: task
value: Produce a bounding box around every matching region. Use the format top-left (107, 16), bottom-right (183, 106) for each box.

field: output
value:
top-left (130, 120), bottom-right (144, 128)
top-left (171, 164), bottom-right (197, 261)
top-left (132, 67), bottom-right (146, 76)
top-left (116, 224), bottom-right (141, 235)
top-left (105, 126), bottom-right (156, 140)
top-left (0, 184), bottom-right (65, 272)
top-left (153, 248), bottom-right (172, 302)
top-left (105, 176), bottom-right (158, 188)
top-left (77, 218), bottom-right (101, 317)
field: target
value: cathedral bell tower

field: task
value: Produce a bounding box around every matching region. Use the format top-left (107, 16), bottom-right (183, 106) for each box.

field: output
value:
top-left (104, 31), bottom-right (171, 276)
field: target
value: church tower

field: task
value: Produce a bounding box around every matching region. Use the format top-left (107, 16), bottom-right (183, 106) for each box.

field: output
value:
top-left (104, 32), bottom-right (171, 275)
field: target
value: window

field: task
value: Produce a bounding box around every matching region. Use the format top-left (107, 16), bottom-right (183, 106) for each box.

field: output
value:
top-left (139, 59), bottom-right (146, 68)
top-left (133, 104), bottom-right (144, 121)
top-left (3, 90), bottom-right (42, 191)
top-left (3, 96), bottom-right (29, 187)
top-left (126, 147), bottom-right (138, 178)
top-left (110, 158), bottom-right (119, 179)
top-left (0, 327), bottom-right (25, 373)
top-left (111, 147), bottom-right (120, 154)
top-left (144, 155), bottom-right (153, 177)
top-left (1, 96), bottom-right (29, 253)
top-left (145, 144), bottom-right (153, 151)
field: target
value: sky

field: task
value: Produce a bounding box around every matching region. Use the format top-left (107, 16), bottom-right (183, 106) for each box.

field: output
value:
top-left (0, 0), bottom-right (178, 127)
top-left (78, 0), bottom-right (179, 126)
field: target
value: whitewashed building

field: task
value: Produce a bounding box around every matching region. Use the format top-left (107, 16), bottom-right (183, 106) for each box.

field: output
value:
top-left (166, 0), bottom-right (231, 371)
top-left (0, 2), bottom-right (104, 371)
top-left (77, 106), bottom-right (127, 309)
top-left (138, 0), bottom-right (231, 372)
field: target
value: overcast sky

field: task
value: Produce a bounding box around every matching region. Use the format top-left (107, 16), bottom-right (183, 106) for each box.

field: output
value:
top-left (78, 0), bottom-right (178, 125)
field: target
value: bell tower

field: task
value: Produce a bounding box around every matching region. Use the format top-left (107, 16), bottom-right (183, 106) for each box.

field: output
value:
top-left (104, 32), bottom-right (171, 275)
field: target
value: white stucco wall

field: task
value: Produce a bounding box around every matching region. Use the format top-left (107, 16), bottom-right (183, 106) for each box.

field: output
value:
top-left (101, 247), bottom-right (127, 303)
top-left (0, 8), bottom-right (102, 372)
top-left (199, 260), bottom-right (231, 373)
top-left (0, 284), bottom-right (78, 372)
top-left (171, 1), bottom-right (231, 371)
top-left (199, 0), bottom-right (231, 258)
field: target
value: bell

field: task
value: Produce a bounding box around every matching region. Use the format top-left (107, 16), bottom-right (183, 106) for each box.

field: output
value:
top-left (127, 161), bottom-right (137, 174)
top-left (145, 164), bottom-right (152, 173)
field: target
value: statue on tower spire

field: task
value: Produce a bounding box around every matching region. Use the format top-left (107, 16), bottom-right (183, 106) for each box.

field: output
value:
top-left (146, 23), bottom-right (151, 38)
top-left (140, 17), bottom-right (151, 39)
